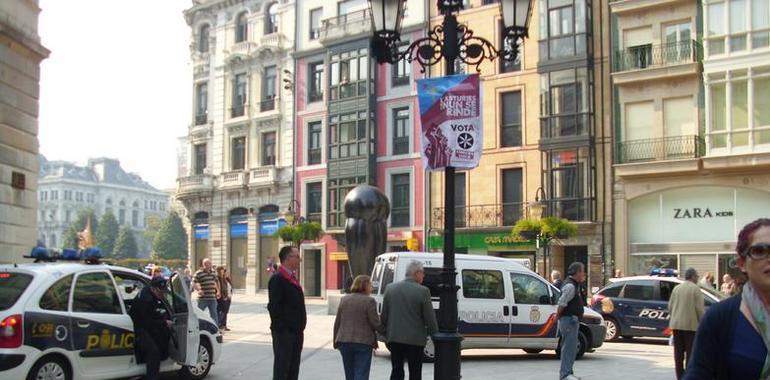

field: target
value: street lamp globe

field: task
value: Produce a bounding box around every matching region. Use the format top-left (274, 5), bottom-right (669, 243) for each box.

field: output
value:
top-left (500, 0), bottom-right (534, 60)
top-left (369, 0), bottom-right (406, 62)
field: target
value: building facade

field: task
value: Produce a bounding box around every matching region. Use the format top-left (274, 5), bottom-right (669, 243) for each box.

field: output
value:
top-left (612, 0), bottom-right (770, 284)
top-left (179, 0), bottom-right (295, 293)
top-left (37, 157), bottom-right (169, 254)
top-left (0, 0), bottom-right (49, 263)
top-left (292, 0), bottom-right (427, 297)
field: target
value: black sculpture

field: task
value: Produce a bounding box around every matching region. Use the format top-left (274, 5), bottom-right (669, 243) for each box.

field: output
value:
top-left (344, 184), bottom-right (390, 284)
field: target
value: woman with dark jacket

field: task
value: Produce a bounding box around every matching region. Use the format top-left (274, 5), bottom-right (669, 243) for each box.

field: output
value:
top-left (685, 218), bottom-right (770, 379)
top-left (216, 266), bottom-right (233, 331)
top-left (333, 275), bottom-right (385, 380)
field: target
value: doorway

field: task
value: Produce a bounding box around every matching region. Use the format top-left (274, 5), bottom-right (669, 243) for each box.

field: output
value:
top-left (229, 208), bottom-right (249, 289)
top-left (563, 246), bottom-right (588, 275)
top-left (302, 249), bottom-right (322, 297)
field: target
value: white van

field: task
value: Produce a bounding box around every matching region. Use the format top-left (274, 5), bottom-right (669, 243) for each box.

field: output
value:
top-left (370, 252), bottom-right (606, 361)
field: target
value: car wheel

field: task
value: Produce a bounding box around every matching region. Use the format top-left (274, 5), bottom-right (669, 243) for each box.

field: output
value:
top-left (27, 355), bottom-right (71, 380)
top-left (604, 317), bottom-right (620, 341)
top-left (555, 330), bottom-right (588, 360)
top-left (422, 337), bottom-right (436, 363)
top-left (178, 339), bottom-right (213, 380)
top-left (523, 349), bottom-right (543, 354)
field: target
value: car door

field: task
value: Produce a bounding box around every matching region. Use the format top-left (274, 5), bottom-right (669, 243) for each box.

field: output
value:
top-left (167, 272), bottom-right (200, 366)
top-left (70, 270), bottom-right (134, 378)
top-left (617, 280), bottom-right (665, 336)
top-left (457, 268), bottom-right (510, 347)
top-left (508, 272), bottom-right (559, 347)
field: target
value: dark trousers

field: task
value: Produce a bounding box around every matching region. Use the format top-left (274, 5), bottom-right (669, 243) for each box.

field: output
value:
top-left (387, 342), bottom-right (424, 380)
top-left (137, 329), bottom-right (161, 380)
top-left (338, 342), bottom-right (374, 380)
top-left (217, 297), bottom-right (231, 328)
top-left (272, 329), bottom-right (304, 380)
top-left (673, 329), bottom-right (696, 380)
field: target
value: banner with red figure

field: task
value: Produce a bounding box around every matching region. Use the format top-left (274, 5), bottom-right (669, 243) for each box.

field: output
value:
top-left (417, 74), bottom-right (482, 171)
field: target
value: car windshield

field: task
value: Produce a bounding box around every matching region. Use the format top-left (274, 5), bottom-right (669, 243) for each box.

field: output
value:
top-left (0, 272), bottom-right (34, 310)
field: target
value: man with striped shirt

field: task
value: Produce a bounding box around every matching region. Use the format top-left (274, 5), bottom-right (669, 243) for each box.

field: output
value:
top-left (194, 258), bottom-right (221, 326)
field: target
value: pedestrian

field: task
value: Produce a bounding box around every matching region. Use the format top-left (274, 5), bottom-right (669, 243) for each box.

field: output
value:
top-left (698, 272), bottom-right (716, 290)
top-left (183, 267), bottom-right (193, 292)
top-left (668, 268), bottom-right (704, 380)
top-left (129, 276), bottom-right (173, 380)
top-left (556, 262), bottom-right (587, 380)
top-left (551, 270), bottom-right (563, 289)
top-left (720, 274), bottom-right (734, 296)
top-left (268, 245), bottom-right (306, 380)
top-left (333, 275), bottom-right (385, 380)
top-left (216, 266), bottom-right (233, 331)
top-left (685, 218), bottom-right (770, 379)
top-left (193, 258), bottom-right (220, 326)
top-left (151, 265), bottom-right (162, 279)
top-left (381, 261), bottom-right (438, 380)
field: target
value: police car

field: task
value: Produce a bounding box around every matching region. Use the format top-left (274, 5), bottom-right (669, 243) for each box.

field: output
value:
top-left (590, 269), bottom-right (724, 341)
top-left (0, 248), bottom-right (222, 380)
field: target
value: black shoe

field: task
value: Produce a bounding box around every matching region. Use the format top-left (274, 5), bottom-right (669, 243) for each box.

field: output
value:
top-left (224, 327), bottom-right (231, 331)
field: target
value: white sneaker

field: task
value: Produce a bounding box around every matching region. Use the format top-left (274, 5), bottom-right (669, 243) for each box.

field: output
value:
top-left (562, 375), bottom-right (581, 380)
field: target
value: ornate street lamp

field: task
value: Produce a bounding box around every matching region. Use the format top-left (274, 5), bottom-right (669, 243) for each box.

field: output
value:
top-left (368, 1), bottom-right (533, 379)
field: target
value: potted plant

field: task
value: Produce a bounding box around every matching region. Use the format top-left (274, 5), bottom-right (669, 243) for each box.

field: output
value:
top-left (540, 216), bottom-right (577, 240)
top-left (513, 218), bottom-right (542, 240)
top-left (277, 222), bottom-right (325, 247)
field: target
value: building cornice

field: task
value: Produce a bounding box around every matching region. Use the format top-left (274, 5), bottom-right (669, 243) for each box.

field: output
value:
top-left (0, 18), bottom-right (49, 61)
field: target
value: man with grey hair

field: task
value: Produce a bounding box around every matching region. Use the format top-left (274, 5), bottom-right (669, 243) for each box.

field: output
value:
top-left (381, 261), bottom-right (438, 380)
top-left (556, 262), bottom-right (586, 380)
top-left (668, 267), bottom-right (704, 380)
top-left (551, 270), bottom-right (564, 289)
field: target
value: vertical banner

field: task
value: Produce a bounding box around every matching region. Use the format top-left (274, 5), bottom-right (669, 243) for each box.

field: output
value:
top-left (417, 74), bottom-right (482, 170)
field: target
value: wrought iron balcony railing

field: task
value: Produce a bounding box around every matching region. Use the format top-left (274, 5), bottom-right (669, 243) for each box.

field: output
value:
top-left (615, 135), bottom-right (704, 164)
top-left (614, 40), bottom-right (701, 72)
top-left (431, 202), bottom-right (526, 229)
top-left (320, 9), bottom-right (370, 43)
top-left (543, 198), bottom-right (594, 222)
top-left (231, 104), bottom-right (245, 118)
top-left (260, 97), bottom-right (276, 112)
top-left (307, 148), bottom-right (322, 165)
top-left (195, 113), bottom-right (207, 125)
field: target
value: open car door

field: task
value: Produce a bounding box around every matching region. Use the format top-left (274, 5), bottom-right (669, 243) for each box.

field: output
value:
top-left (167, 272), bottom-right (200, 366)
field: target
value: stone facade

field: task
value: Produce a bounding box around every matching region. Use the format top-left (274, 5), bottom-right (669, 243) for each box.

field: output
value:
top-left (0, 0), bottom-right (49, 263)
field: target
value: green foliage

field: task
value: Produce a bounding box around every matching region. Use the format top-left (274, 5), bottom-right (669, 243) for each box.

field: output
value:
top-left (113, 226), bottom-right (138, 259)
top-left (277, 222), bottom-right (325, 246)
top-left (153, 211), bottom-right (188, 260)
top-left (143, 214), bottom-right (163, 248)
top-left (277, 225), bottom-right (302, 246)
top-left (512, 218), bottom-right (543, 238)
top-left (512, 216), bottom-right (577, 241)
top-left (95, 210), bottom-right (119, 257)
top-left (62, 208), bottom-right (99, 249)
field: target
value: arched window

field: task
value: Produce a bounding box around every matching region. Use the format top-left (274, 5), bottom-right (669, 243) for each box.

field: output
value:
top-left (265, 3), bottom-right (278, 34)
top-left (133, 200), bottom-right (140, 208)
top-left (119, 199), bottom-right (126, 207)
top-left (106, 198), bottom-right (113, 205)
top-left (235, 12), bottom-right (248, 42)
top-left (194, 211), bottom-right (209, 225)
top-left (198, 24), bottom-right (210, 52)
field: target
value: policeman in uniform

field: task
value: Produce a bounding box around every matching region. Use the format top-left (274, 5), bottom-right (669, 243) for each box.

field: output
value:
top-left (129, 276), bottom-right (173, 380)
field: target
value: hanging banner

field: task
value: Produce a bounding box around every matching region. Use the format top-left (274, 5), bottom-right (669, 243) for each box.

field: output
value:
top-left (417, 74), bottom-right (482, 170)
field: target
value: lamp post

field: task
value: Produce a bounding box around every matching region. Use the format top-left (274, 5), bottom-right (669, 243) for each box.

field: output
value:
top-left (368, 1), bottom-right (533, 379)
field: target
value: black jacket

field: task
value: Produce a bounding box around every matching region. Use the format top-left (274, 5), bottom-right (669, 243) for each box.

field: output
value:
top-left (267, 272), bottom-right (307, 333)
top-left (562, 277), bottom-right (585, 318)
top-left (684, 295), bottom-right (743, 380)
top-left (128, 287), bottom-right (172, 361)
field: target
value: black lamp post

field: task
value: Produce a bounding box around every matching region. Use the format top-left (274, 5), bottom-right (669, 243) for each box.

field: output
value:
top-left (368, 0), bottom-right (532, 379)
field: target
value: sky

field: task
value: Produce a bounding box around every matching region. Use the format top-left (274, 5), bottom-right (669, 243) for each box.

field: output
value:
top-left (38, 0), bottom-right (192, 190)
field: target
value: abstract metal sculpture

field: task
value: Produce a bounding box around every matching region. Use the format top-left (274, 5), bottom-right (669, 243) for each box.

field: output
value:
top-left (343, 184), bottom-right (391, 280)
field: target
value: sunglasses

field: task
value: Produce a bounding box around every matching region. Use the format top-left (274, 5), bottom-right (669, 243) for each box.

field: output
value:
top-left (741, 243), bottom-right (770, 260)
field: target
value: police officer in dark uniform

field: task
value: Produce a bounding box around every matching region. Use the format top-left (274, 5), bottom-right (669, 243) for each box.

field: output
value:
top-left (556, 262), bottom-right (587, 380)
top-left (129, 276), bottom-right (173, 380)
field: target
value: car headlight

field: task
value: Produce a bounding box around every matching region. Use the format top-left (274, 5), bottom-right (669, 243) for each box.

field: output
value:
top-left (582, 316), bottom-right (603, 325)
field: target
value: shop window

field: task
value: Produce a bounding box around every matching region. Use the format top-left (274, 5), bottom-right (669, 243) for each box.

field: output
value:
top-left (462, 270), bottom-right (505, 299)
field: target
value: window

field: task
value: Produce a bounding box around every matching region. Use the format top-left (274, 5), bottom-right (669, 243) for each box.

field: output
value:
top-left (235, 12), bottom-right (248, 42)
top-left (338, 0), bottom-right (367, 15)
top-left (329, 49), bottom-right (369, 100)
top-left (540, 68), bottom-right (590, 139)
top-left (391, 43), bottom-right (411, 86)
top-left (65, 210), bottom-right (71, 223)
top-left (328, 111), bottom-right (369, 159)
top-left (327, 176), bottom-right (366, 227)
top-left (64, 190), bottom-right (72, 201)
top-left (194, 143), bottom-right (207, 175)
top-left (119, 209), bottom-right (125, 225)
top-left (390, 173), bottom-right (410, 227)
top-left (625, 101), bottom-right (654, 142)
top-left (262, 132), bottom-right (276, 166)
top-left (265, 3), bottom-right (278, 34)
top-left (198, 24), bottom-right (210, 53)
top-left (307, 182), bottom-right (322, 223)
top-left (111, 272), bottom-right (146, 312)
top-left (663, 22), bottom-right (692, 63)
top-left (706, 0), bottom-right (770, 56)
top-left (510, 273), bottom-right (551, 304)
top-left (132, 210), bottom-right (139, 227)
top-left (708, 67), bottom-right (770, 152)
top-left (621, 280), bottom-right (656, 301)
top-left (72, 272), bottom-right (122, 314)
top-left (308, 121), bottom-right (322, 165)
top-left (501, 91), bottom-right (522, 147)
top-left (546, 147), bottom-right (590, 220)
top-left (663, 97), bottom-right (696, 147)
top-left (308, 61), bottom-right (324, 103)
top-left (659, 281), bottom-right (677, 302)
top-left (51, 190), bottom-right (58, 200)
top-left (500, 21), bottom-right (522, 73)
top-left (309, 8), bottom-right (322, 40)
top-left (392, 107), bottom-right (410, 155)
top-left (502, 168), bottom-right (523, 225)
top-left (196, 82), bottom-right (208, 125)
top-left (455, 172), bottom-right (466, 228)
top-left (232, 137), bottom-right (246, 170)
top-left (39, 275), bottom-right (73, 311)
top-left (262, 66), bottom-right (277, 111)
top-left (76, 192), bottom-right (83, 202)
top-left (232, 73), bottom-right (247, 117)
top-left (539, 0), bottom-right (588, 60)
top-left (598, 282), bottom-right (623, 297)
top-left (462, 270), bottom-right (505, 299)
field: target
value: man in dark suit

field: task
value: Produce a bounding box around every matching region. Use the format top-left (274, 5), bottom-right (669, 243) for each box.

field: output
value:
top-left (129, 276), bottom-right (172, 380)
top-left (268, 245), bottom-right (307, 380)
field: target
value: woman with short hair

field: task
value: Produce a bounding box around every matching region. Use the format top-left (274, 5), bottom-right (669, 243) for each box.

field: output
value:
top-left (333, 275), bottom-right (385, 380)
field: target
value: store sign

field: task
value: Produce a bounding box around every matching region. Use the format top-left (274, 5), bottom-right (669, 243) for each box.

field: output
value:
top-left (673, 208), bottom-right (734, 219)
top-left (428, 232), bottom-right (534, 251)
top-left (329, 252), bottom-right (349, 261)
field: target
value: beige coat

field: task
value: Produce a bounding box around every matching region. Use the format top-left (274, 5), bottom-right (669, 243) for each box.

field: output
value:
top-left (668, 280), bottom-right (705, 331)
top-left (333, 293), bottom-right (385, 348)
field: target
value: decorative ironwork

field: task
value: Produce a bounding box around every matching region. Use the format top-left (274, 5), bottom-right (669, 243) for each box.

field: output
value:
top-left (431, 202), bottom-right (526, 229)
top-left (614, 40), bottom-right (701, 72)
top-left (616, 135), bottom-right (704, 164)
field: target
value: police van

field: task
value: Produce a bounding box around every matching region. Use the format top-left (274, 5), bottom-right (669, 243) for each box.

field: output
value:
top-left (0, 249), bottom-right (222, 380)
top-left (370, 252), bottom-right (606, 361)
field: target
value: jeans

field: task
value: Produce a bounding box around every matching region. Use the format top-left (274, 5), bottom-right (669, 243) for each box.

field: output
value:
top-left (673, 329), bottom-right (695, 380)
top-left (558, 315), bottom-right (579, 379)
top-left (338, 342), bottom-right (373, 380)
top-left (198, 298), bottom-right (219, 327)
top-left (218, 298), bottom-right (231, 328)
top-left (272, 330), bottom-right (304, 380)
top-left (387, 342), bottom-right (424, 380)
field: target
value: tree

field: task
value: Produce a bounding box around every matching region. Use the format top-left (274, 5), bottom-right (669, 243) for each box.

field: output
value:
top-left (95, 210), bottom-right (120, 257)
top-left (143, 214), bottom-right (163, 247)
top-left (114, 226), bottom-right (139, 259)
top-left (62, 208), bottom-right (99, 249)
top-left (153, 211), bottom-right (188, 260)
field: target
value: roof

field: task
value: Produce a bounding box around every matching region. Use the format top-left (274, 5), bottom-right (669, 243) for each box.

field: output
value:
top-left (608, 275), bottom-right (683, 283)
top-left (39, 155), bottom-right (160, 191)
top-left (377, 252), bottom-right (531, 269)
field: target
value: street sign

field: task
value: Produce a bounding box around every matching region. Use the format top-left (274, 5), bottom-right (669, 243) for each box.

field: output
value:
top-left (329, 251), bottom-right (349, 261)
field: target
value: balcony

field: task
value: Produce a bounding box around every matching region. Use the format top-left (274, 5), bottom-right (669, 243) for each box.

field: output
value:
top-left (220, 171), bottom-right (248, 189)
top-left (613, 40), bottom-right (701, 84)
top-left (231, 104), bottom-right (245, 118)
top-left (227, 41), bottom-right (259, 60)
top-left (431, 202), bottom-right (526, 229)
top-left (259, 97), bottom-right (277, 112)
top-left (195, 113), bottom-right (208, 125)
top-left (249, 167), bottom-right (278, 188)
top-left (261, 33), bottom-right (289, 50)
top-left (543, 198), bottom-right (593, 222)
top-left (176, 175), bottom-right (214, 196)
top-left (319, 9), bottom-right (371, 46)
top-left (193, 53), bottom-right (210, 77)
top-left (616, 135), bottom-right (704, 164)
